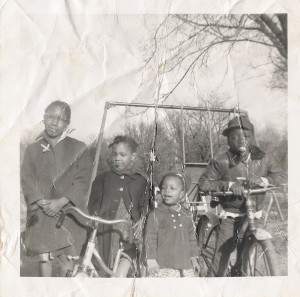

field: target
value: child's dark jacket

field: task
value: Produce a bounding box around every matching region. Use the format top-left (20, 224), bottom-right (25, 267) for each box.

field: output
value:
top-left (88, 170), bottom-right (147, 222)
top-left (145, 203), bottom-right (199, 270)
top-left (199, 148), bottom-right (287, 213)
top-left (21, 133), bottom-right (92, 254)
top-left (88, 169), bottom-right (148, 265)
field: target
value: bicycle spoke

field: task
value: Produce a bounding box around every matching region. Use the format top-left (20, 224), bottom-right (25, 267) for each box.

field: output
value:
top-left (197, 218), bottom-right (218, 276)
top-left (244, 240), bottom-right (275, 276)
top-left (262, 252), bottom-right (271, 275)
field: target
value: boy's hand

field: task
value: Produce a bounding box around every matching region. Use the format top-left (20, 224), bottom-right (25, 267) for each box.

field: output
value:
top-left (191, 256), bottom-right (200, 275)
top-left (147, 259), bottom-right (159, 276)
top-left (43, 197), bottom-right (69, 217)
top-left (230, 182), bottom-right (245, 196)
top-left (248, 175), bottom-right (265, 188)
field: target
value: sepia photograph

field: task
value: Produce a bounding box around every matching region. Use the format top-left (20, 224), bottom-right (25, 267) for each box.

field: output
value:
top-left (0, 1), bottom-right (299, 297)
top-left (19, 13), bottom-right (287, 278)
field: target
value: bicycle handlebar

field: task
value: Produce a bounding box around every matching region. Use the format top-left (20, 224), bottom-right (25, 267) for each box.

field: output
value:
top-left (208, 186), bottom-right (278, 197)
top-left (55, 206), bottom-right (134, 242)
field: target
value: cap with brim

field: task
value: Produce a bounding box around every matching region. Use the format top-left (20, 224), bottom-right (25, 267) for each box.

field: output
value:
top-left (222, 116), bottom-right (254, 136)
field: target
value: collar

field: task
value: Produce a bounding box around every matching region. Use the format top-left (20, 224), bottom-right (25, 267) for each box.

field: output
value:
top-left (35, 130), bottom-right (69, 147)
top-left (111, 164), bottom-right (147, 180)
top-left (228, 145), bottom-right (265, 167)
top-left (161, 202), bottom-right (182, 212)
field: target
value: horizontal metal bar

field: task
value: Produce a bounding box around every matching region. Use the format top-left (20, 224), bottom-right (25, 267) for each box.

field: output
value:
top-left (189, 202), bottom-right (210, 205)
top-left (106, 101), bottom-right (247, 115)
top-left (185, 162), bottom-right (209, 166)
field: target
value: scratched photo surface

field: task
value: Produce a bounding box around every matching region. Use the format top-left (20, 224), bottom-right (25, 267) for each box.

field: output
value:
top-left (19, 13), bottom-right (287, 278)
top-left (1, 1), bottom-right (299, 296)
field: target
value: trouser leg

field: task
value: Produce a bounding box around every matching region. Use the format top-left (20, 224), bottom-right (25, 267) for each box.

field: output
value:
top-left (52, 255), bottom-right (74, 277)
top-left (39, 261), bottom-right (52, 277)
top-left (115, 258), bottom-right (131, 277)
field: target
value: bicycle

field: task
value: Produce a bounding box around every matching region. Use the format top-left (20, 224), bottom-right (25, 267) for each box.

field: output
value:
top-left (56, 206), bottom-right (135, 277)
top-left (196, 186), bottom-right (280, 277)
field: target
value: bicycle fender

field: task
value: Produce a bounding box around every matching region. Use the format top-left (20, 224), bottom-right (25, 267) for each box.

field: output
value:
top-left (199, 212), bottom-right (220, 229)
top-left (253, 228), bottom-right (272, 240)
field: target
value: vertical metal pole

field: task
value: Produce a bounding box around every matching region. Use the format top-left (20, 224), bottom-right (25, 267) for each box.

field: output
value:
top-left (181, 105), bottom-right (186, 171)
top-left (86, 102), bottom-right (109, 205)
top-left (206, 101), bottom-right (214, 160)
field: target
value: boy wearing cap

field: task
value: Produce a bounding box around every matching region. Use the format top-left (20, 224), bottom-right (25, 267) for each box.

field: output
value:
top-left (198, 116), bottom-right (286, 277)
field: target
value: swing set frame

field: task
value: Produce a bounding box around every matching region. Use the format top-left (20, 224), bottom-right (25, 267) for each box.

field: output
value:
top-left (84, 100), bottom-right (285, 278)
top-left (87, 101), bottom-right (248, 205)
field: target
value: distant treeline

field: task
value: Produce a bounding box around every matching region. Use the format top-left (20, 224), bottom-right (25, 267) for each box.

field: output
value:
top-left (20, 111), bottom-right (287, 185)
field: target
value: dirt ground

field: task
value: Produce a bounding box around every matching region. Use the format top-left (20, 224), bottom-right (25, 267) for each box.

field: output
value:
top-left (263, 193), bottom-right (288, 275)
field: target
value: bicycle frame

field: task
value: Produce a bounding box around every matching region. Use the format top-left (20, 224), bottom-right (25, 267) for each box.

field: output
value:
top-left (211, 187), bottom-right (277, 239)
top-left (56, 206), bottom-right (134, 277)
top-left (197, 187), bottom-right (278, 276)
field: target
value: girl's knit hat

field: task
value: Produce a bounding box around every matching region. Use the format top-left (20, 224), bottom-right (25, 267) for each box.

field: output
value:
top-left (159, 171), bottom-right (191, 194)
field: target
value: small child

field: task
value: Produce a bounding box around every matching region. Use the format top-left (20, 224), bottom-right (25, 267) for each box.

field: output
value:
top-left (145, 172), bottom-right (200, 277)
top-left (88, 135), bottom-right (148, 277)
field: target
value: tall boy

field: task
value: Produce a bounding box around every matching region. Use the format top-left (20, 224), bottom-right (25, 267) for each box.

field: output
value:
top-left (199, 115), bottom-right (286, 276)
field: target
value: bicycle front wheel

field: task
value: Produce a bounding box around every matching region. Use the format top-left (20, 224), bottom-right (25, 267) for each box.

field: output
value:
top-left (242, 237), bottom-right (279, 276)
top-left (197, 217), bottom-right (218, 276)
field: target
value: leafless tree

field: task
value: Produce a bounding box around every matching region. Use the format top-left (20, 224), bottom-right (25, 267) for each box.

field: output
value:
top-left (143, 14), bottom-right (287, 99)
top-left (256, 126), bottom-right (287, 171)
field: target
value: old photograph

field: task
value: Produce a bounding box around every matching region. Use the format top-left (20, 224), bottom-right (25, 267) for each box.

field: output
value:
top-left (19, 13), bottom-right (287, 278)
top-left (2, 1), bottom-right (300, 297)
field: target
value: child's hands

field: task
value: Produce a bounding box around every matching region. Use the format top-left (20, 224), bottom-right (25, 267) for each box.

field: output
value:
top-left (248, 175), bottom-right (265, 188)
top-left (37, 199), bottom-right (51, 209)
top-left (41, 197), bottom-right (69, 217)
top-left (230, 181), bottom-right (245, 196)
top-left (191, 256), bottom-right (200, 276)
top-left (147, 259), bottom-right (159, 276)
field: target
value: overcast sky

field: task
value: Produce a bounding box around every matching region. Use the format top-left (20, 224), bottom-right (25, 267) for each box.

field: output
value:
top-left (18, 14), bottom-right (287, 143)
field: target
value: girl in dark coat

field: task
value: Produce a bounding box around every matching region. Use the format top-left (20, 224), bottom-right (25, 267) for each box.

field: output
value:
top-left (88, 135), bottom-right (148, 276)
top-left (145, 172), bottom-right (200, 277)
top-left (21, 101), bottom-right (92, 277)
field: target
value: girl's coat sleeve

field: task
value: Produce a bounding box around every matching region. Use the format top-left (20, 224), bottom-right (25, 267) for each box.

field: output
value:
top-left (63, 146), bottom-right (92, 209)
top-left (21, 146), bottom-right (44, 206)
top-left (88, 173), bottom-right (104, 215)
top-left (138, 177), bottom-right (148, 217)
top-left (145, 210), bottom-right (159, 260)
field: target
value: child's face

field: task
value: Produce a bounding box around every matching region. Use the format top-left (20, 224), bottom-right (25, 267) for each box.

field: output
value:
top-left (111, 142), bottom-right (136, 171)
top-left (161, 176), bottom-right (184, 206)
top-left (227, 129), bottom-right (253, 154)
top-left (44, 104), bottom-right (69, 139)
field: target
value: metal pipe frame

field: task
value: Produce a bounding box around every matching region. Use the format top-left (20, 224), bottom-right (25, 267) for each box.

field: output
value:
top-left (86, 101), bottom-right (248, 205)
top-left (105, 101), bottom-right (248, 115)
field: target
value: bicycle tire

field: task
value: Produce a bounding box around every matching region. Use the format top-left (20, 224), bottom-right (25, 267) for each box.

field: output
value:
top-left (242, 237), bottom-right (279, 276)
top-left (197, 217), bottom-right (218, 276)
